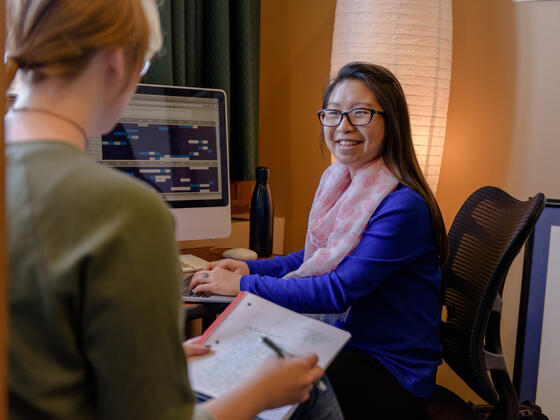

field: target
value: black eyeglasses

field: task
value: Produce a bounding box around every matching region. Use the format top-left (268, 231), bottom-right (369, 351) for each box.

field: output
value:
top-left (317, 107), bottom-right (385, 127)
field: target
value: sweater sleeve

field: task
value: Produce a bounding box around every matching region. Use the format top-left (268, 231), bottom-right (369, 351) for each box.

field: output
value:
top-left (240, 188), bottom-right (434, 313)
top-left (245, 249), bottom-right (305, 277)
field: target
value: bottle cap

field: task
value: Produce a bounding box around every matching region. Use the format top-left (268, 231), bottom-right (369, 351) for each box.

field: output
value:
top-left (256, 166), bottom-right (270, 183)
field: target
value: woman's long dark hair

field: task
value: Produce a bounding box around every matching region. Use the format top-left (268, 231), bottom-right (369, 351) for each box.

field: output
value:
top-left (322, 62), bottom-right (449, 265)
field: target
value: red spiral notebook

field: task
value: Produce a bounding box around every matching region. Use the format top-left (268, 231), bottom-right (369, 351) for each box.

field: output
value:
top-left (188, 292), bottom-right (351, 420)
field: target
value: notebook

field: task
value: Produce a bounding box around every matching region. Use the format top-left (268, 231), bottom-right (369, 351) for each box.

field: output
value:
top-left (187, 292), bottom-right (351, 420)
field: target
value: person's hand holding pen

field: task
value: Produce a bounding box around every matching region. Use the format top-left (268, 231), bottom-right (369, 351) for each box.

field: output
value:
top-left (197, 340), bottom-right (325, 417)
top-left (262, 336), bottom-right (328, 392)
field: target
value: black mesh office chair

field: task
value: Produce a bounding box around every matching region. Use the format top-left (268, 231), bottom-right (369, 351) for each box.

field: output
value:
top-left (426, 186), bottom-right (545, 420)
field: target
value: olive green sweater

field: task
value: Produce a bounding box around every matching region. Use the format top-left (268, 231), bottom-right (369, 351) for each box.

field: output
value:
top-left (7, 141), bottom-right (211, 420)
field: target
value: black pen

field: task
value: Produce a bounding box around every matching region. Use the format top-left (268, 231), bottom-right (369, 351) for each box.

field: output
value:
top-left (261, 336), bottom-right (327, 392)
top-left (262, 336), bottom-right (286, 357)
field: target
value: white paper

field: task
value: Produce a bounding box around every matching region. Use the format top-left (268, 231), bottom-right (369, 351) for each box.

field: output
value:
top-left (187, 293), bottom-right (351, 420)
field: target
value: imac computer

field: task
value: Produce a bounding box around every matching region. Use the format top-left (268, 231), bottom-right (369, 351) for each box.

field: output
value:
top-left (85, 84), bottom-right (231, 241)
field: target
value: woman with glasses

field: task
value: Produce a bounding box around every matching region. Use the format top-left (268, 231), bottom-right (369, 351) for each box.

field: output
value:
top-left (191, 62), bottom-right (448, 419)
top-left (4, 1), bottom-right (329, 419)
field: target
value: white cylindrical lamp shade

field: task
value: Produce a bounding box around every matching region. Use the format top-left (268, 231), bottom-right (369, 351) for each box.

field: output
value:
top-left (330, 0), bottom-right (453, 193)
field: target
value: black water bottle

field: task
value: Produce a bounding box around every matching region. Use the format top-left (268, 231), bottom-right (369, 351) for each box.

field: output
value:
top-left (249, 167), bottom-right (273, 257)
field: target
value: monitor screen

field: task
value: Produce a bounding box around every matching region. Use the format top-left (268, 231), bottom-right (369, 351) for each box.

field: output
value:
top-left (86, 84), bottom-right (231, 241)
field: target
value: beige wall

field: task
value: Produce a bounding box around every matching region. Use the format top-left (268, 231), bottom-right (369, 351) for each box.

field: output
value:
top-left (259, 0), bottom-right (337, 253)
top-left (436, 0), bottom-right (560, 404)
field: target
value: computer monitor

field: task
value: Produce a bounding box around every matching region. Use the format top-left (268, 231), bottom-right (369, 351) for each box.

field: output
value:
top-left (85, 84), bottom-right (231, 241)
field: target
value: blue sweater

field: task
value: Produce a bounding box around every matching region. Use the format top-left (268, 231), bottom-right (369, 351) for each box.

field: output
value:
top-left (241, 184), bottom-right (442, 398)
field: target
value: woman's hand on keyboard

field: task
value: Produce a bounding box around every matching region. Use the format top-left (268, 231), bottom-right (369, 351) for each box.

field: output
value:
top-left (190, 267), bottom-right (241, 296)
top-left (204, 258), bottom-right (249, 275)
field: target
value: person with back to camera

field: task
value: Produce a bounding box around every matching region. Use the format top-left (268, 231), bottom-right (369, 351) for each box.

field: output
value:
top-left (3, 1), bottom-right (344, 419)
top-left (190, 62), bottom-right (449, 419)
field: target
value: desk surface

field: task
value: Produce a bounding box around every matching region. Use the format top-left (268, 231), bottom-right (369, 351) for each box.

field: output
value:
top-left (182, 246), bottom-right (224, 262)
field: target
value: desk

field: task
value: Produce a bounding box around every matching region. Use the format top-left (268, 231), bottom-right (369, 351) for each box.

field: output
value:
top-left (182, 247), bottom-right (229, 335)
top-left (184, 300), bottom-right (229, 333)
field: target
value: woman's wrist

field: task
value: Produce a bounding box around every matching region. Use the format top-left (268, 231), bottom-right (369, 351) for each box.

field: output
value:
top-left (238, 273), bottom-right (251, 293)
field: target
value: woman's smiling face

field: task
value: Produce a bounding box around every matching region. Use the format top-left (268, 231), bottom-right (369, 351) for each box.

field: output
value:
top-left (323, 79), bottom-right (386, 177)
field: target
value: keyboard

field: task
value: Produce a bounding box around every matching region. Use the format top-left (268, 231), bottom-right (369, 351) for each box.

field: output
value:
top-left (182, 288), bottom-right (235, 303)
top-left (182, 293), bottom-right (235, 303)
top-left (179, 254), bottom-right (209, 273)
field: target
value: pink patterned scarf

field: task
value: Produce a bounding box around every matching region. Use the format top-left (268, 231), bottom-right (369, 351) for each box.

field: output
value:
top-left (288, 159), bottom-right (399, 278)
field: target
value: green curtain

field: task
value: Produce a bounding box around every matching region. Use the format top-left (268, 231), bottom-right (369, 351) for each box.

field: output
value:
top-left (143, 0), bottom-right (261, 181)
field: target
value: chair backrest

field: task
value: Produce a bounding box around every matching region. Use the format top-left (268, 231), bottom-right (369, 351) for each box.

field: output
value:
top-left (440, 187), bottom-right (545, 416)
